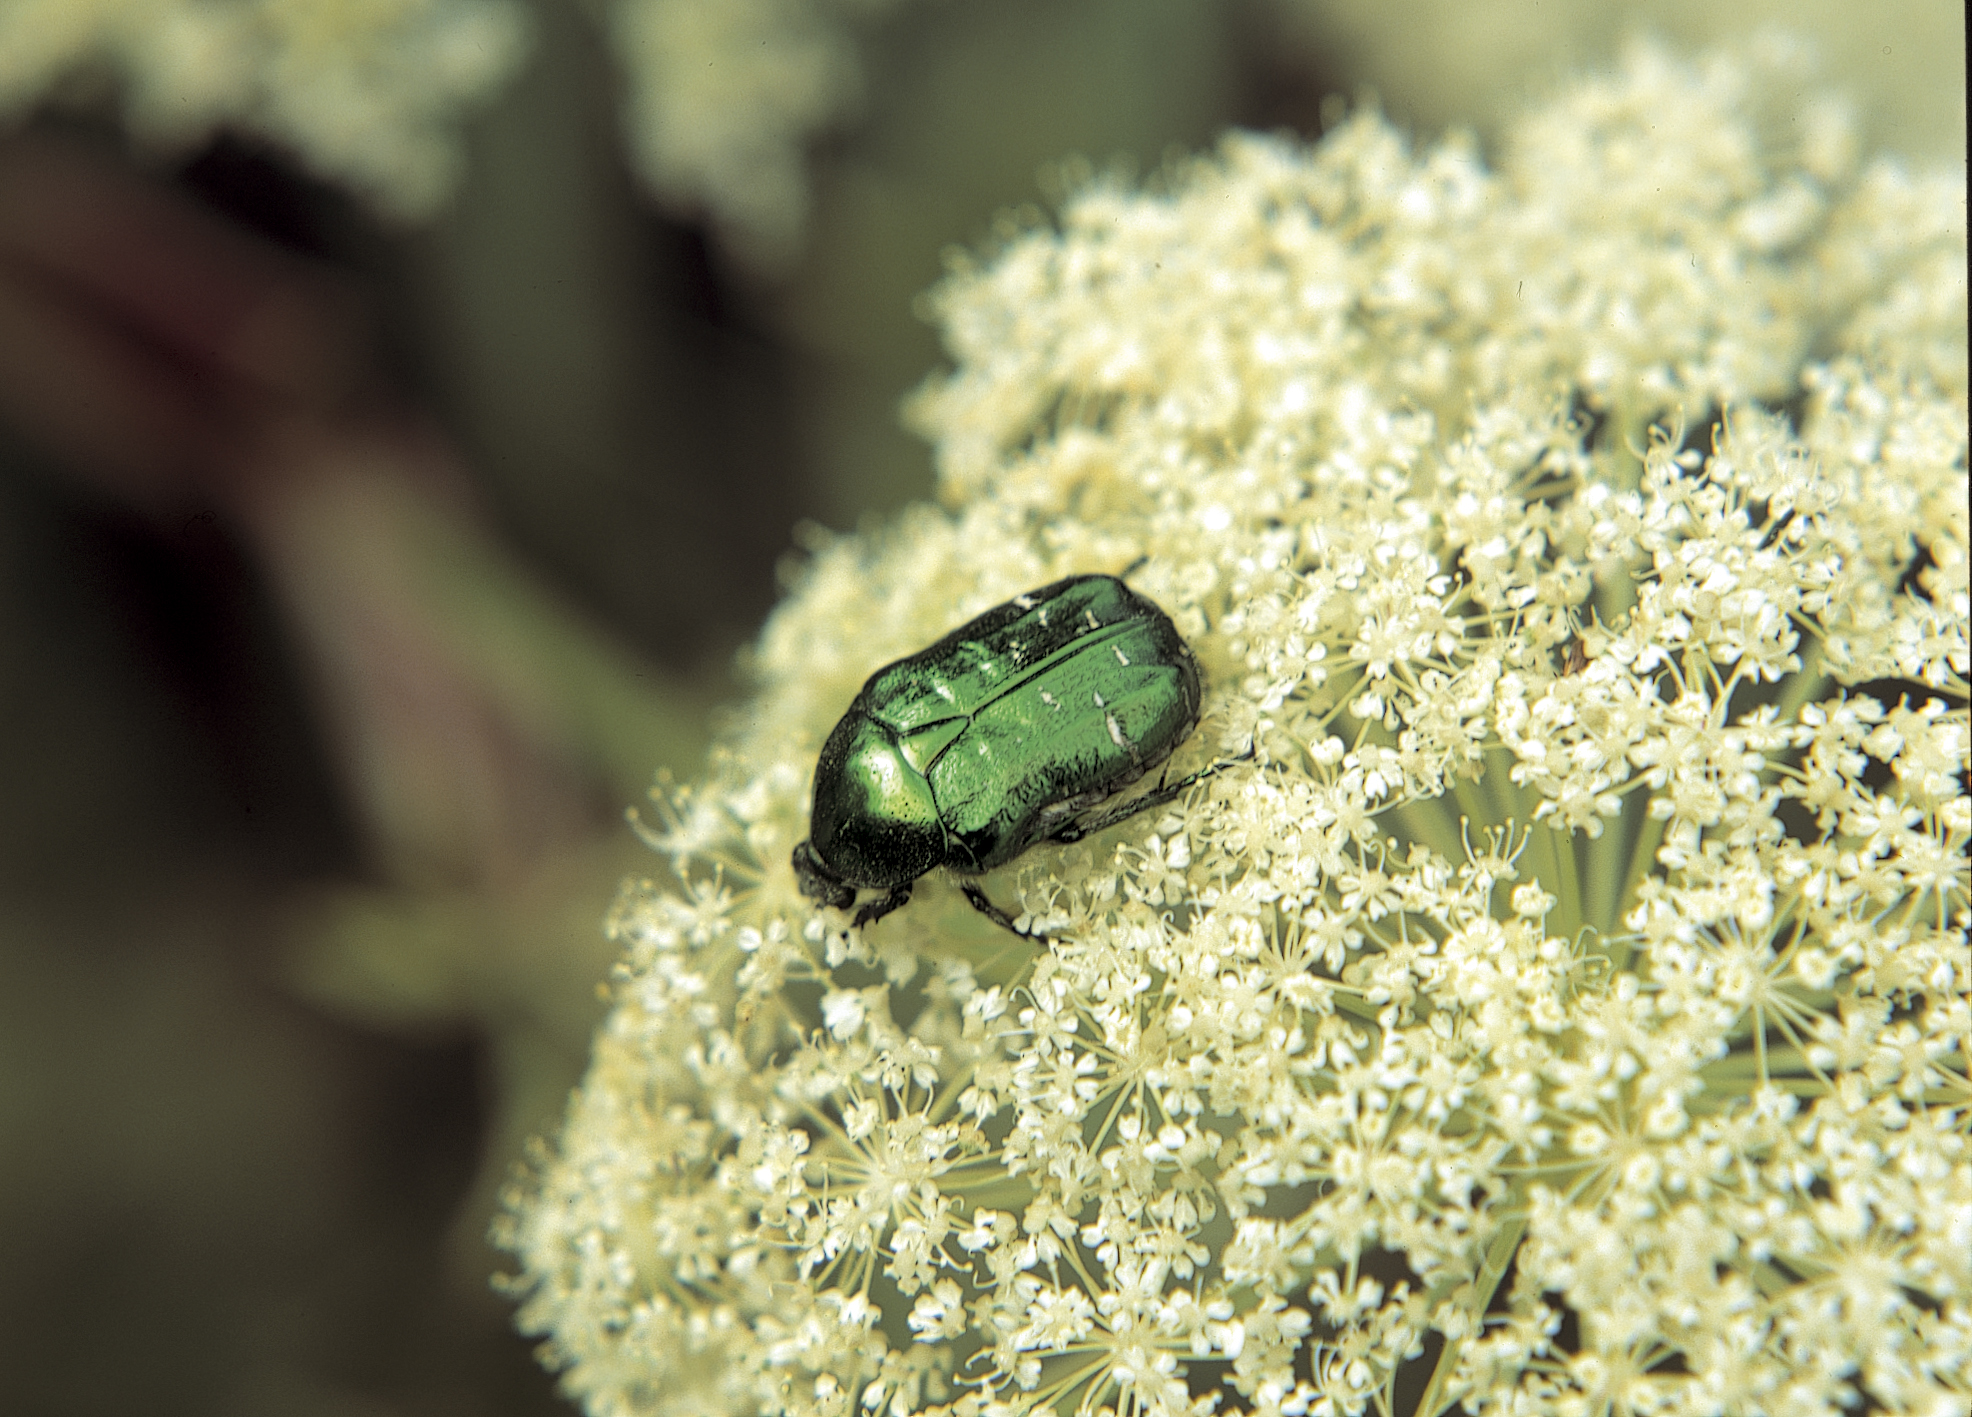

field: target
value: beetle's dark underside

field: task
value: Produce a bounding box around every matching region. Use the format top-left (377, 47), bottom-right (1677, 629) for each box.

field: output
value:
top-left (793, 574), bottom-right (1214, 935)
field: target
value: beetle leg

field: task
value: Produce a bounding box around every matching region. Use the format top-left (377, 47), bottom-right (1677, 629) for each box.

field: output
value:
top-left (852, 883), bottom-right (914, 929)
top-left (1050, 744), bottom-right (1257, 844)
top-left (961, 882), bottom-right (1049, 941)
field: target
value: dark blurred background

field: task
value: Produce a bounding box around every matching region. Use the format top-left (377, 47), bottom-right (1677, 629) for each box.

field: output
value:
top-left (0, 1), bottom-right (1956, 1413)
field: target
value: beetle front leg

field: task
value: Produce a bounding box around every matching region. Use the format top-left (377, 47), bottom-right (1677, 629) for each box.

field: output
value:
top-left (851, 883), bottom-right (913, 929)
top-left (960, 883), bottom-right (1050, 942)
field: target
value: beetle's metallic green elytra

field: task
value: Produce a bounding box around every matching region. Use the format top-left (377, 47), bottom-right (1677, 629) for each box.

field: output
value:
top-left (792, 573), bottom-right (1217, 935)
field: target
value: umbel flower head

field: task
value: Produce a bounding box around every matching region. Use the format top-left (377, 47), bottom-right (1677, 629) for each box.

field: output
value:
top-left (497, 41), bottom-right (1969, 1417)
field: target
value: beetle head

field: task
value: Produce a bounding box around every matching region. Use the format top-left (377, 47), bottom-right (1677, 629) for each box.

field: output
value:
top-left (791, 839), bottom-right (857, 910)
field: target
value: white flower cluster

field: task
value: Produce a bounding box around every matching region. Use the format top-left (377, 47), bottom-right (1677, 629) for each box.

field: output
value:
top-left (498, 44), bottom-right (1968, 1417)
top-left (0, 0), bottom-right (892, 249)
top-left (601, 0), bottom-right (903, 267)
top-left (0, 0), bottom-right (528, 218)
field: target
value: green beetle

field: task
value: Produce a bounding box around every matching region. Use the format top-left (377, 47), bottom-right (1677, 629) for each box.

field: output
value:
top-left (792, 573), bottom-right (1230, 935)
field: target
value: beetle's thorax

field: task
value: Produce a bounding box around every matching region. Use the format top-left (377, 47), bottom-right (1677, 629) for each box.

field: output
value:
top-left (807, 709), bottom-right (948, 891)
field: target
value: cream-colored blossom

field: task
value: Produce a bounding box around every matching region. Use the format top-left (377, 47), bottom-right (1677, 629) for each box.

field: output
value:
top-left (599, 0), bottom-right (904, 268)
top-left (0, 0), bottom-right (527, 218)
top-left (1264, 3), bottom-right (1964, 167)
top-left (0, 0), bottom-right (895, 244)
top-left (500, 43), bottom-right (1968, 1417)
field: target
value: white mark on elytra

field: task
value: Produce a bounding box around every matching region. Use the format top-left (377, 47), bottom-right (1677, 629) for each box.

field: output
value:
top-left (1014, 594), bottom-right (1037, 609)
top-left (1113, 647), bottom-right (1130, 665)
top-left (1083, 609), bottom-right (1100, 630)
top-left (1093, 690), bottom-right (1106, 707)
top-left (934, 684), bottom-right (955, 701)
top-left (1040, 690), bottom-right (1060, 710)
top-left (1105, 713), bottom-right (1127, 747)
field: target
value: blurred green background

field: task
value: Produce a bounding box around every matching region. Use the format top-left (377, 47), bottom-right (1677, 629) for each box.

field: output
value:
top-left (0, 1), bottom-right (1958, 1413)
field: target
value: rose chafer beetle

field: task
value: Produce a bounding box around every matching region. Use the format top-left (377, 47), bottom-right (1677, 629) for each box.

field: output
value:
top-left (792, 573), bottom-right (1233, 936)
